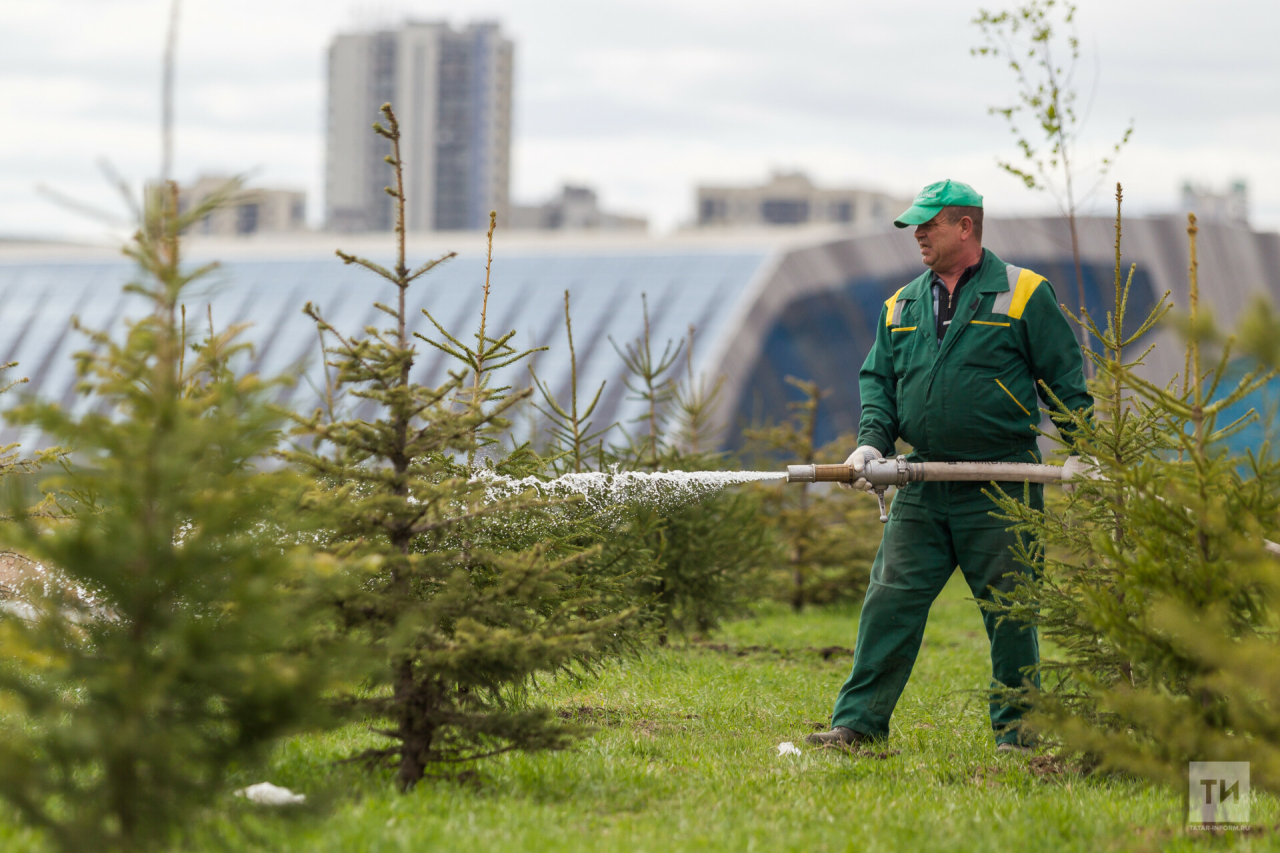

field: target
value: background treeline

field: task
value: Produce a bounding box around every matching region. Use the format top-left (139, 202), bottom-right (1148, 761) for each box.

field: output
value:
top-left (5, 110), bottom-right (1280, 851)
top-left (0, 108), bottom-right (879, 852)
top-left (986, 186), bottom-right (1280, 797)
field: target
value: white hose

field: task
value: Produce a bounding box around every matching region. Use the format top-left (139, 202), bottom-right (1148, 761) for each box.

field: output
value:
top-left (786, 457), bottom-right (1280, 554)
top-left (899, 461), bottom-right (1065, 485)
top-left (857, 457), bottom-right (1067, 488)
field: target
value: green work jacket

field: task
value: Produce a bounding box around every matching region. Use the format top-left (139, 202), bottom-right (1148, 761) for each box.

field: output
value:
top-left (857, 248), bottom-right (1092, 462)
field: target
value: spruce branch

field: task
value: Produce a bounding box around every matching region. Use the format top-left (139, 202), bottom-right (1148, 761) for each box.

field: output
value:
top-left (529, 290), bottom-right (613, 473)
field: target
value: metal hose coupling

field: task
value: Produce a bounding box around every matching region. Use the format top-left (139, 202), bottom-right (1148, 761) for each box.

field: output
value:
top-left (785, 458), bottom-right (912, 522)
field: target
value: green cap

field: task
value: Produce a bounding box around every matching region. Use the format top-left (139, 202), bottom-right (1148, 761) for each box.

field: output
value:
top-left (893, 179), bottom-right (983, 228)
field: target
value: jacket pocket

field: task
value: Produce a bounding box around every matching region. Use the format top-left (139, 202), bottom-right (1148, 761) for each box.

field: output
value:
top-left (993, 377), bottom-right (1031, 416)
top-left (889, 317), bottom-right (919, 377)
top-left (963, 317), bottom-right (1017, 369)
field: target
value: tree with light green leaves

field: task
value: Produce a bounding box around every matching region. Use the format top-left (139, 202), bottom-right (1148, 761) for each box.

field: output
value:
top-left (0, 185), bottom-right (337, 852)
top-left (288, 104), bottom-right (633, 791)
top-left (986, 186), bottom-right (1280, 794)
top-left (972, 0), bottom-right (1133, 351)
top-left (744, 378), bottom-right (879, 612)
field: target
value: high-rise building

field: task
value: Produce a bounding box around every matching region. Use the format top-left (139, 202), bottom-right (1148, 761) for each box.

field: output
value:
top-left (325, 21), bottom-right (513, 233)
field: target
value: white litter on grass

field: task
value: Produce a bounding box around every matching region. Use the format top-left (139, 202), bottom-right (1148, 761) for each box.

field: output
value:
top-left (474, 469), bottom-right (787, 516)
top-left (234, 782), bottom-right (306, 805)
top-left (777, 741), bottom-right (802, 757)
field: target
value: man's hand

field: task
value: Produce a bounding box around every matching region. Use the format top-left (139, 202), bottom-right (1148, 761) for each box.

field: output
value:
top-left (1061, 454), bottom-right (1101, 494)
top-left (839, 445), bottom-right (883, 492)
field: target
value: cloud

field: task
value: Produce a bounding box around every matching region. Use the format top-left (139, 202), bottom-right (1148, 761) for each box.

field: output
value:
top-left (3, 0), bottom-right (1278, 238)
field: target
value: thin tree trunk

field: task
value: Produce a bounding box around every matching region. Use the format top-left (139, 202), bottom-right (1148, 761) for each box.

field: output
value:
top-left (394, 661), bottom-right (432, 791)
top-left (1066, 200), bottom-right (1094, 379)
top-left (1059, 121), bottom-right (1094, 379)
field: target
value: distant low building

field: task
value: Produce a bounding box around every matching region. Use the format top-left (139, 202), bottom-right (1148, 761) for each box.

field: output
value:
top-left (1181, 180), bottom-right (1248, 227)
top-left (509, 185), bottom-right (647, 232)
top-left (695, 171), bottom-right (909, 229)
top-left (179, 176), bottom-right (307, 236)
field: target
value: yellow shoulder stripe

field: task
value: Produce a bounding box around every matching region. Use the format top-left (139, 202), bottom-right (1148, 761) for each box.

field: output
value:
top-left (884, 286), bottom-right (907, 327)
top-left (1008, 269), bottom-right (1044, 320)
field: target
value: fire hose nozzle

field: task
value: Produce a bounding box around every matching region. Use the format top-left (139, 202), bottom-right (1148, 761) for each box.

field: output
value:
top-left (785, 464), bottom-right (852, 483)
top-left (784, 459), bottom-right (911, 487)
top-left (784, 465), bottom-right (815, 482)
top-left (785, 461), bottom-right (906, 522)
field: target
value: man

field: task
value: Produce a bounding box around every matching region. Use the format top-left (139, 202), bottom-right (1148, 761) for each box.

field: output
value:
top-left (805, 179), bottom-right (1092, 753)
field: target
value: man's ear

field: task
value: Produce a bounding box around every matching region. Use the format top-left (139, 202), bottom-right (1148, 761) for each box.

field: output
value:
top-left (959, 216), bottom-right (974, 240)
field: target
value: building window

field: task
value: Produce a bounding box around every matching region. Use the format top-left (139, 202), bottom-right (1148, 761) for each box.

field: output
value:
top-left (831, 201), bottom-right (853, 223)
top-left (699, 197), bottom-right (725, 224)
top-left (291, 200), bottom-right (305, 224)
top-left (761, 198), bottom-right (809, 225)
top-left (236, 203), bottom-right (259, 235)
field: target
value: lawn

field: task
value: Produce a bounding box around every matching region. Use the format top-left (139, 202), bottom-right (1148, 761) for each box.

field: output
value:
top-left (3, 572), bottom-right (1274, 852)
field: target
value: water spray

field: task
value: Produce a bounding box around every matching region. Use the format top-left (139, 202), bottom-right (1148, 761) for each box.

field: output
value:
top-left (480, 460), bottom-right (1062, 523)
top-left (786, 456), bottom-right (1069, 523)
top-left (477, 462), bottom-right (1280, 555)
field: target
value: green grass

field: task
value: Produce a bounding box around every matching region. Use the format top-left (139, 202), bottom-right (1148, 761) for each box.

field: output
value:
top-left (5, 572), bottom-right (1277, 852)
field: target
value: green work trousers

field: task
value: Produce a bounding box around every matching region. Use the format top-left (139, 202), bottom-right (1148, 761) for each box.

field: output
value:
top-left (830, 479), bottom-right (1041, 745)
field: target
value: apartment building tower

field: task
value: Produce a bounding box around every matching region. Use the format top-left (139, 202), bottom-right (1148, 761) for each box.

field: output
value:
top-left (325, 21), bottom-right (513, 232)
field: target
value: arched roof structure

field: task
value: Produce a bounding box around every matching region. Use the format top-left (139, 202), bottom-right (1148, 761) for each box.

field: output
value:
top-left (1, 216), bottom-right (1277, 455)
top-left (0, 234), bottom-right (775, 450)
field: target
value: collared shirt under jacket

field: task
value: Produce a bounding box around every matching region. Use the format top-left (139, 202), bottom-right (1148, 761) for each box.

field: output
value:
top-left (857, 248), bottom-right (1093, 462)
top-left (931, 260), bottom-right (982, 343)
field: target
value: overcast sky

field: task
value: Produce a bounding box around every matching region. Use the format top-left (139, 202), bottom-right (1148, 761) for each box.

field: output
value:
top-left (3, 0), bottom-right (1277, 239)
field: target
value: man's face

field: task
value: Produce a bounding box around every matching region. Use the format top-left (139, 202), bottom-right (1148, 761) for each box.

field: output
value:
top-left (913, 213), bottom-right (969, 271)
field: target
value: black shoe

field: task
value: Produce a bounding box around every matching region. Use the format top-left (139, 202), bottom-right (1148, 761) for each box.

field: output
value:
top-left (804, 726), bottom-right (865, 748)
